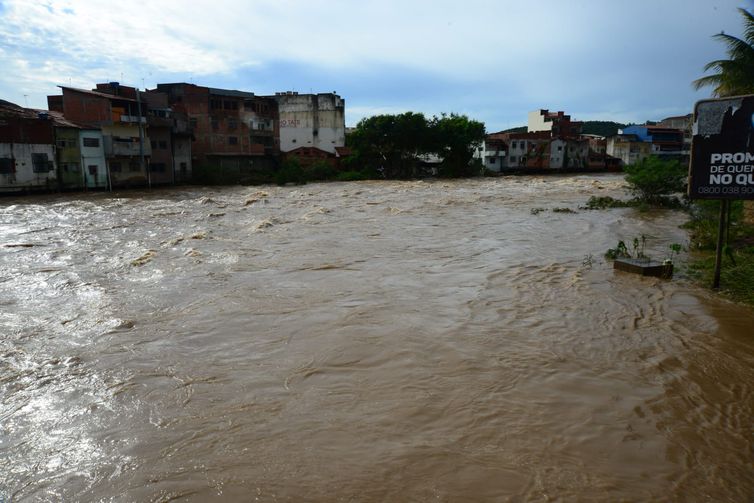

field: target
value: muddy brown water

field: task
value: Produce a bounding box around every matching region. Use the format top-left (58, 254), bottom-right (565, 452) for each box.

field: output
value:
top-left (1, 175), bottom-right (753, 502)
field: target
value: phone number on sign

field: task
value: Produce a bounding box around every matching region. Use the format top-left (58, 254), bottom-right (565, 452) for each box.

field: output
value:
top-left (697, 185), bottom-right (754, 195)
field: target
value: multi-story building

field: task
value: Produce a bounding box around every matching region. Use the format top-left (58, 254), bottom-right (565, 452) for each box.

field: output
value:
top-left (78, 127), bottom-right (108, 189)
top-left (156, 83), bottom-right (277, 176)
top-left (48, 84), bottom-right (152, 188)
top-left (528, 109), bottom-right (583, 138)
top-left (270, 92), bottom-right (346, 154)
top-left (0, 101), bottom-right (58, 193)
top-left (620, 125), bottom-right (685, 160)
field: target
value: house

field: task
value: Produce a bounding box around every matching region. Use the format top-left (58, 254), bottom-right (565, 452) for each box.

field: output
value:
top-left (48, 111), bottom-right (83, 190)
top-left (0, 101), bottom-right (57, 193)
top-left (606, 133), bottom-right (652, 166)
top-left (79, 127), bottom-right (108, 189)
top-left (48, 84), bottom-right (152, 188)
top-left (270, 92), bottom-right (345, 154)
top-left (620, 125), bottom-right (685, 160)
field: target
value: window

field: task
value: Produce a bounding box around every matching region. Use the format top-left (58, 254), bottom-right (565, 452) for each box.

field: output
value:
top-left (151, 139), bottom-right (157, 149)
top-left (210, 99), bottom-right (222, 110)
top-left (228, 136), bottom-right (238, 145)
top-left (557, 146), bottom-right (563, 151)
top-left (223, 100), bottom-right (237, 110)
top-left (64, 162), bottom-right (80, 173)
top-left (159, 140), bottom-right (167, 149)
top-left (88, 165), bottom-right (97, 175)
top-left (83, 137), bottom-right (100, 148)
top-left (228, 119), bottom-right (238, 130)
top-left (129, 161), bottom-right (140, 172)
top-left (211, 118), bottom-right (219, 130)
top-left (257, 122), bottom-right (266, 131)
top-left (110, 162), bottom-right (121, 172)
top-left (189, 118), bottom-right (198, 128)
top-left (489, 157), bottom-right (497, 164)
top-left (32, 153), bottom-right (51, 173)
top-left (0, 158), bottom-right (15, 174)
top-left (57, 139), bottom-right (70, 148)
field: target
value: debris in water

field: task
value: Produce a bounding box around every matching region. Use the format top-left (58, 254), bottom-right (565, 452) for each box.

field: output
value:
top-left (208, 212), bottom-right (226, 218)
top-left (184, 248), bottom-right (202, 257)
top-left (4, 243), bottom-right (38, 248)
top-left (255, 219), bottom-right (274, 230)
top-left (131, 250), bottom-right (157, 266)
top-left (244, 191), bottom-right (269, 206)
top-left (190, 232), bottom-right (207, 240)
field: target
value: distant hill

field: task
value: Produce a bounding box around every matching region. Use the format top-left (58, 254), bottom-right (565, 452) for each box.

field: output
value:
top-left (581, 121), bottom-right (627, 137)
top-left (497, 126), bottom-right (527, 134)
top-left (493, 121), bottom-right (628, 137)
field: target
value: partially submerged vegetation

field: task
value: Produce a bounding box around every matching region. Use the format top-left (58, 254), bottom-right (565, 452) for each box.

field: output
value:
top-left (587, 155), bottom-right (754, 304)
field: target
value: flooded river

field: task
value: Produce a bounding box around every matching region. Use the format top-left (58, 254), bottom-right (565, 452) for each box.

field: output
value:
top-left (1, 175), bottom-right (753, 502)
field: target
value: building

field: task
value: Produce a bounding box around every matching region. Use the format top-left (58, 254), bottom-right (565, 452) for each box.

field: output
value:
top-left (270, 92), bottom-right (346, 154)
top-left (48, 84), bottom-right (152, 188)
top-left (49, 111), bottom-right (83, 190)
top-left (156, 83), bottom-right (277, 178)
top-left (0, 101), bottom-right (58, 193)
top-left (79, 128), bottom-right (108, 189)
top-left (528, 109), bottom-right (582, 138)
top-left (606, 134), bottom-right (652, 166)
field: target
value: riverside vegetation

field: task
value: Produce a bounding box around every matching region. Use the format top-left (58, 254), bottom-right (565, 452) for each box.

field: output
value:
top-left (591, 154), bottom-right (754, 305)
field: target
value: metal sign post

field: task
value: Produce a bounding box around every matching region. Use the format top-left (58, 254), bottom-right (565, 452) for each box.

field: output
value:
top-left (689, 95), bottom-right (754, 289)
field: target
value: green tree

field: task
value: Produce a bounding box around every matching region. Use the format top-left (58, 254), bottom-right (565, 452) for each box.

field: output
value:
top-left (429, 114), bottom-right (486, 177)
top-left (693, 8), bottom-right (754, 96)
top-left (624, 156), bottom-right (687, 204)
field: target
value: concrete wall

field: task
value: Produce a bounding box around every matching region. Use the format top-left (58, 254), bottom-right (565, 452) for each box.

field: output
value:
top-left (173, 136), bottom-right (192, 183)
top-left (0, 143), bottom-right (57, 192)
top-left (276, 93), bottom-right (345, 153)
top-left (79, 130), bottom-right (108, 189)
top-left (55, 127), bottom-right (83, 189)
top-left (528, 110), bottom-right (552, 133)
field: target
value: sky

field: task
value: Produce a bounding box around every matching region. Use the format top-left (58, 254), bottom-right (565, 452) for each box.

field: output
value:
top-left (0, 0), bottom-right (752, 132)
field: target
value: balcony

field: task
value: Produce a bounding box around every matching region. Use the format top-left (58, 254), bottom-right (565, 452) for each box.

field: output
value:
top-left (120, 115), bottom-right (147, 124)
top-left (103, 136), bottom-right (152, 157)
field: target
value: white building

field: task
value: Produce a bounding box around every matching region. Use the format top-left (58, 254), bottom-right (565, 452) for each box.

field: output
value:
top-left (271, 92), bottom-right (346, 154)
top-left (79, 129), bottom-right (108, 189)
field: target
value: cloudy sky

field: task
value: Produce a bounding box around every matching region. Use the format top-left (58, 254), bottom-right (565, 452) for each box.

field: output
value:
top-left (0, 0), bottom-right (751, 131)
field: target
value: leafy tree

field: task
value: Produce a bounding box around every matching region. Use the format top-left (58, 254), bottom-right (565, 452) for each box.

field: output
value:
top-left (430, 114), bottom-right (486, 177)
top-left (693, 8), bottom-right (754, 96)
top-left (347, 112), bottom-right (485, 179)
top-left (624, 156), bottom-right (687, 204)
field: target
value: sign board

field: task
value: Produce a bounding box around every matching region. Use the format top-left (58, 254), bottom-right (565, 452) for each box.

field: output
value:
top-left (689, 94), bottom-right (754, 199)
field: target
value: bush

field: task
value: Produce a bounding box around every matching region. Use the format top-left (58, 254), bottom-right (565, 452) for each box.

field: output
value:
top-left (336, 170), bottom-right (370, 181)
top-left (276, 158), bottom-right (306, 185)
top-left (307, 161), bottom-right (338, 181)
top-left (624, 156), bottom-right (687, 204)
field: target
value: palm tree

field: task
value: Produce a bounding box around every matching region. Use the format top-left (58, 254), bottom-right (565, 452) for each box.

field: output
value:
top-left (694, 8), bottom-right (754, 225)
top-left (693, 8), bottom-right (754, 97)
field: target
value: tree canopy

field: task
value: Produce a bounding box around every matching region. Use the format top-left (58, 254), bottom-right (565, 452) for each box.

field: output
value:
top-left (693, 8), bottom-right (754, 97)
top-left (346, 112), bottom-right (485, 179)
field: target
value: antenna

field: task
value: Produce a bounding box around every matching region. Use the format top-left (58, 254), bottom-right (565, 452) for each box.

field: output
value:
top-left (23, 94), bottom-right (28, 107)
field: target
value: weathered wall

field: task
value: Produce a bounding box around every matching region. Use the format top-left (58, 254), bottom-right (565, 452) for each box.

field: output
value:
top-left (276, 93), bottom-right (345, 154)
top-left (0, 143), bottom-right (57, 192)
top-left (79, 130), bottom-right (108, 189)
top-left (55, 127), bottom-right (82, 189)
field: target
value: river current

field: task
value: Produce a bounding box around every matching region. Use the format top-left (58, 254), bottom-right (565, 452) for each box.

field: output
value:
top-left (1, 175), bottom-right (753, 502)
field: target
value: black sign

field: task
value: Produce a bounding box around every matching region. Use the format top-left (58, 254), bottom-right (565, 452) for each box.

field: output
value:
top-left (689, 95), bottom-right (754, 199)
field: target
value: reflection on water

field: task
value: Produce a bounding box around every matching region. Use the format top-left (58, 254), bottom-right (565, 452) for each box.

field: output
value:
top-left (1, 175), bottom-right (753, 501)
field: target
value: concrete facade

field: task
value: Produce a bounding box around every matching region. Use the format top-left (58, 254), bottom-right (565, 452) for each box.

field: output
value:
top-left (0, 102), bottom-right (58, 193)
top-left (272, 92), bottom-right (345, 154)
top-left (79, 129), bottom-right (108, 189)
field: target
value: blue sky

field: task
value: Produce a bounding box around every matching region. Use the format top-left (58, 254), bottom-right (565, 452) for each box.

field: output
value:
top-left (0, 0), bottom-right (752, 131)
